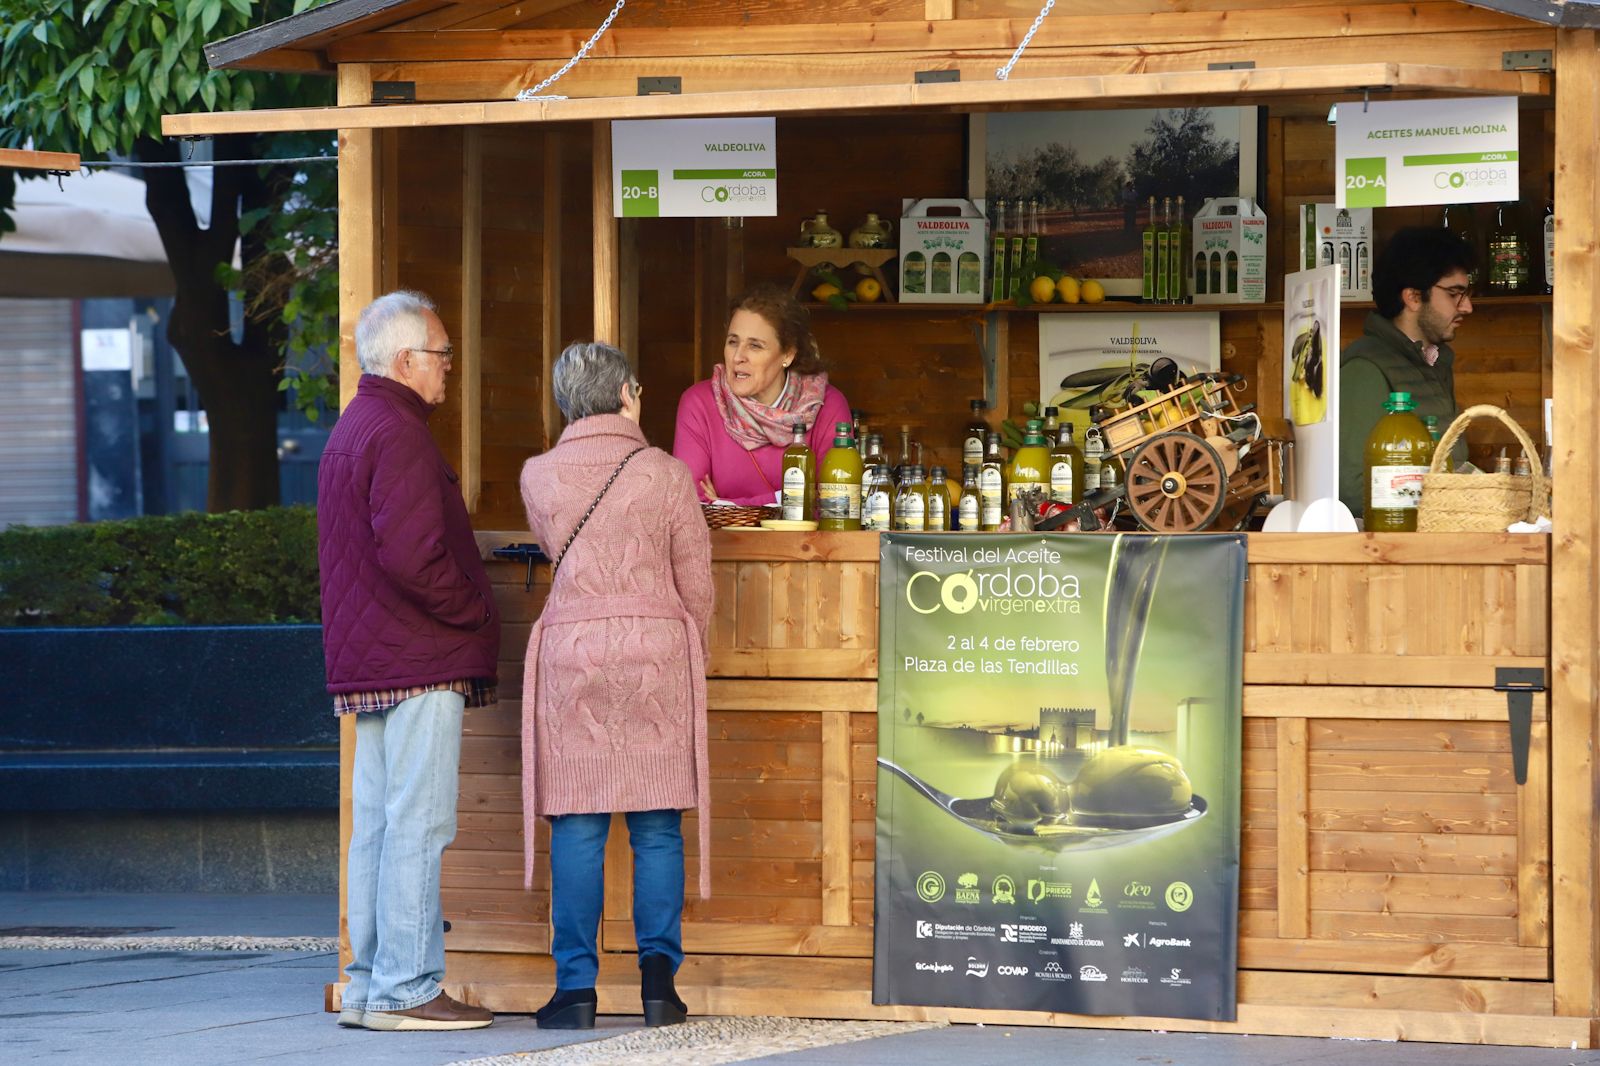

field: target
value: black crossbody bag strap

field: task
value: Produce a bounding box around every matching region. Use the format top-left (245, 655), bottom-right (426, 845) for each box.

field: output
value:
top-left (551, 446), bottom-right (647, 573)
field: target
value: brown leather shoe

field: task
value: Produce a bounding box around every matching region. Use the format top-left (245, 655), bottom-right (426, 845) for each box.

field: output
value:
top-left (363, 991), bottom-right (493, 1031)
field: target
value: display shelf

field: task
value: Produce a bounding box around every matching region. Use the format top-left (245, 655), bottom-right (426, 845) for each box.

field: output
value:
top-left (802, 293), bottom-right (1552, 314)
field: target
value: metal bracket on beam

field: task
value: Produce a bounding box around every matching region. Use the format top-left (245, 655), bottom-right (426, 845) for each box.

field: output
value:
top-left (491, 543), bottom-right (550, 592)
top-left (915, 69), bottom-right (961, 85)
top-left (371, 81), bottom-right (416, 104)
top-left (637, 77), bottom-right (682, 95)
top-left (1208, 61), bottom-right (1256, 71)
top-left (1503, 49), bottom-right (1553, 72)
top-left (1495, 666), bottom-right (1544, 786)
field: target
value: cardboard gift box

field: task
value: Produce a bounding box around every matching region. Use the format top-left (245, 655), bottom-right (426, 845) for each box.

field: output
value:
top-left (1299, 204), bottom-right (1373, 301)
top-left (1191, 197), bottom-right (1267, 304)
top-left (898, 198), bottom-right (988, 304)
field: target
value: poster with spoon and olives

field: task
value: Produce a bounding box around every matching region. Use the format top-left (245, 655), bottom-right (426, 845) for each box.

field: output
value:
top-left (872, 532), bottom-right (1245, 1021)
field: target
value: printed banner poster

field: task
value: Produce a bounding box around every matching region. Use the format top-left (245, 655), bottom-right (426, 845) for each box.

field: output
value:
top-left (873, 533), bottom-right (1245, 1021)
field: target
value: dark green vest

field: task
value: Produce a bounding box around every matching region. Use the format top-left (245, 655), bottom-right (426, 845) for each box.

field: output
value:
top-left (1341, 312), bottom-right (1458, 431)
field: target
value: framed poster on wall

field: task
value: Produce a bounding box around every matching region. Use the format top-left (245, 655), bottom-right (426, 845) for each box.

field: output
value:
top-left (971, 107), bottom-right (1262, 296)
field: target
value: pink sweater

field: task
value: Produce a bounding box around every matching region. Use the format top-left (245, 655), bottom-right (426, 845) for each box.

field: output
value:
top-left (519, 414), bottom-right (714, 896)
top-left (672, 379), bottom-right (853, 505)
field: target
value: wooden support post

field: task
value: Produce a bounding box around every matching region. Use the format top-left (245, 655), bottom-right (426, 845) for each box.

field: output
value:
top-left (1551, 26), bottom-right (1600, 1021)
top-left (380, 131), bottom-right (399, 293)
top-left (1519, 722), bottom-right (1552, 948)
top-left (593, 120), bottom-right (620, 345)
top-left (821, 710), bottom-right (853, 926)
top-left (460, 126), bottom-right (483, 511)
top-left (1275, 716), bottom-right (1309, 940)
top-left (336, 64), bottom-right (382, 411)
top-left (542, 129), bottom-right (563, 449)
top-left (332, 63), bottom-right (380, 977)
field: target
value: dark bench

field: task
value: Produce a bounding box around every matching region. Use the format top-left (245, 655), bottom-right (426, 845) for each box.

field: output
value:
top-left (0, 625), bottom-right (336, 810)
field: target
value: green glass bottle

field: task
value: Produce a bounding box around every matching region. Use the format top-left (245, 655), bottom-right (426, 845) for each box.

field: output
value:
top-left (1155, 197), bottom-right (1172, 303)
top-left (1007, 419), bottom-right (1051, 512)
top-left (990, 199), bottom-right (1009, 303)
top-left (780, 421), bottom-right (814, 522)
top-left (1364, 391), bottom-right (1434, 532)
top-left (1141, 196), bottom-right (1157, 302)
top-left (817, 422), bottom-right (863, 531)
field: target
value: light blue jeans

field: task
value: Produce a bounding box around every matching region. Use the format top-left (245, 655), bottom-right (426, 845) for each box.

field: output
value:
top-left (548, 809), bottom-right (685, 990)
top-left (343, 689), bottom-right (464, 1013)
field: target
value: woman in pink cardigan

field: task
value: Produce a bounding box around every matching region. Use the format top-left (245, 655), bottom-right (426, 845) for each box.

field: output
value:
top-left (673, 287), bottom-right (852, 505)
top-left (519, 341), bottom-right (713, 1031)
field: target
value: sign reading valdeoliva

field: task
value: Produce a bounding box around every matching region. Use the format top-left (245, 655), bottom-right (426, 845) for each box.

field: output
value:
top-left (1336, 96), bottom-right (1519, 209)
top-left (873, 533), bottom-right (1245, 1022)
top-left (611, 117), bottom-right (778, 218)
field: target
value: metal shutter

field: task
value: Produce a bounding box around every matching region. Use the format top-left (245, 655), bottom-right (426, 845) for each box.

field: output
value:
top-left (0, 298), bottom-right (78, 527)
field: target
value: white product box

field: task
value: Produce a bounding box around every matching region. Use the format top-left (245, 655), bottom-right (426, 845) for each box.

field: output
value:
top-left (1299, 204), bottom-right (1373, 301)
top-left (898, 198), bottom-right (988, 303)
top-left (1191, 198), bottom-right (1267, 304)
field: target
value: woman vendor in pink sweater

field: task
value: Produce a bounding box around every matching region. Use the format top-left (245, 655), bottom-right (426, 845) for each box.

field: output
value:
top-left (673, 287), bottom-right (852, 505)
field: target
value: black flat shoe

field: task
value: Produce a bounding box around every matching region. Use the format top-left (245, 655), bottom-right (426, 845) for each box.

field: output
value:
top-left (535, 987), bottom-right (596, 1030)
top-left (639, 953), bottom-right (687, 1027)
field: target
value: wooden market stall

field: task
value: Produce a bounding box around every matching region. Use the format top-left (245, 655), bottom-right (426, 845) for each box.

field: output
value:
top-left (165, 0), bottom-right (1600, 1047)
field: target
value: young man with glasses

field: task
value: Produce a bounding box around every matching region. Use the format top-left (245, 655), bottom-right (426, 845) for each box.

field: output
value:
top-left (1338, 226), bottom-right (1478, 518)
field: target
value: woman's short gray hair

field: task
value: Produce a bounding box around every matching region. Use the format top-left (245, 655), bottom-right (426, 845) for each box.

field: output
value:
top-left (356, 290), bottom-right (436, 377)
top-left (553, 341), bottom-right (638, 421)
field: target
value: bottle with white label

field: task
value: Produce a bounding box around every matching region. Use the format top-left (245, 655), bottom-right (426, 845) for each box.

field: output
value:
top-left (780, 421), bottom-right (814, 522)
top-left (1082, 426), bottom-right (1105, 495)
top-left (817, 422), bottom-right (863, 531)
top-left (1364, 391), bottom-right (1434, 532)
top-left (962, 400), bottom-right (988, 471)
top-left (893, 464), bottom-right (929, 531)
top-left (956, 465), bottom-right (980, 531)
top-left (1048, 422), bottom-right (1083, 504)
top-left (1544, 176), bottom-right (1555, 295)
top-left (927, 465), bottom-right (951, 531)
top-left (979, 431), bottom-right (1005, 531)
top-left (861, 460), bottom-right (893, 532)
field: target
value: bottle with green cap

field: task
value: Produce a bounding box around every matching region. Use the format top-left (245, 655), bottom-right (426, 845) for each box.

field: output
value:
top-left (817, 421), bottom-right (863, 530)
top-left (1364, 391), bottom-right (1435, 532)
top-left (1006, 419), bottom-right (1051, 513)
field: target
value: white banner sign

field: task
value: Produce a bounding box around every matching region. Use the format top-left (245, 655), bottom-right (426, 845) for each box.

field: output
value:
top-left (1336, 96), bottom-right (1518, 209)
top-left (611, 118), bottom-right (777, 218)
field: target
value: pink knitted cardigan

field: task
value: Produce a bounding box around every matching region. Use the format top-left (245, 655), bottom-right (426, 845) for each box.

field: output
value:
top-left (518, 415), bottom-right (714, 897)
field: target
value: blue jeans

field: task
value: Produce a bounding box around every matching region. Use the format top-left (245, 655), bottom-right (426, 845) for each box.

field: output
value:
top-left (548, 809), bottom-right (685, 990)
top-left (343, 689), bottom-right (464, 1013)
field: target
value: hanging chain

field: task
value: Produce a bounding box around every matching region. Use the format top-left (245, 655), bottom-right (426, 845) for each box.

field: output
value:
top-left (996, 0), bottom-right (1056, 81)
top-left (516, 0), bottom-right (627, 101)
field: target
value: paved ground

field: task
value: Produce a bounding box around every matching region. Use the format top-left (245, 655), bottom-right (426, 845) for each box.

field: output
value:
top-left (3, 892), bottom-right (1600, 1066)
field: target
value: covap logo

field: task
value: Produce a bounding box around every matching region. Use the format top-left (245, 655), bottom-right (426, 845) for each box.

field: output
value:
top-left (917, 871), bottom-right (946, 903)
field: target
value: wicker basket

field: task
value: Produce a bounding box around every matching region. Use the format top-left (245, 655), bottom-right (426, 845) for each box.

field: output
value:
top-left (1416, 405), bottom-right (1549, 532)
top-left (701, 504), bottom-right (778, 529)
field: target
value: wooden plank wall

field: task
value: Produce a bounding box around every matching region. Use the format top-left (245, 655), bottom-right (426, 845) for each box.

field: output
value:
top-left (439, 532), bottom-right (1558, 1039)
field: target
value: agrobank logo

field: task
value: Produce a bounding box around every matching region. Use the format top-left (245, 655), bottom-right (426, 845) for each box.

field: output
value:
top-left (904, 568), bottom-right (1081, 617)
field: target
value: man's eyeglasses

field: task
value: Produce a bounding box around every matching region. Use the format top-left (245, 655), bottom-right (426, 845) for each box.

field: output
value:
top-left (409, 346), bottom-right (455, 364)
top-left (1432, 285), bottom-right (1473, 307)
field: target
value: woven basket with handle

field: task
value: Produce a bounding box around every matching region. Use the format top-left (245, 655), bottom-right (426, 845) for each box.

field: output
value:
top-left (701, 504), bottom-right (778, 529)
top-left (1416, 404), bottom-right (1549, 532)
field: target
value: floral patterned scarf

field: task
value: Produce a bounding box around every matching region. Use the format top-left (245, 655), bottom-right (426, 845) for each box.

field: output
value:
top-left (710, 364), bottom-right (829, 450)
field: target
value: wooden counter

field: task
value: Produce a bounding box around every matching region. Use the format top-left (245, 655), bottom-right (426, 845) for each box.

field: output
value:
top-left (390, 531), bottom-right (1566, 1045)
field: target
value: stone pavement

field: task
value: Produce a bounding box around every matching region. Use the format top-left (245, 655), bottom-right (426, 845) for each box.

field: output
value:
top-left (3, 892), bottom-right (1599, 1066)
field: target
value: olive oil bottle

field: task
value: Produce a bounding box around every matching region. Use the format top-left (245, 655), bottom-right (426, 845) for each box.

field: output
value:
top-left (817, 422), bottom-right (863, 530)
top-left (860, 434), bottom-right (892, 532)
top-left (893, 464), bottom-right (928, 531)
top-left (1049, 422), bottom-right (1084, 505)
top-left (990, 199), bottom-right (1009, 303)
top-left (956, 465), bottom-right (980, 531)
top-left (926, 464), bottom-right (952, 531)
top-left (780, 422), bottom-right (814, 521)
top-left (1083, 425), bottom-right (1105, 494)
top-left (1155, 197), bottom-right (1172, 303)
top-left (1141, 196), bottom-right (1157, 302)
top-left (963, 399), bottom-right (988, 471)
top-left (1007, 419), bottom-right (1051, 511)
top-left (979, 431), bottom-right (1006, 531)
top-left (1363, 391), bottom-right (1434, 532)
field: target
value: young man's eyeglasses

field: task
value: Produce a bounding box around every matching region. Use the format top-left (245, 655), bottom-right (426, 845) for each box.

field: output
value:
top-left (1431, 285), bottom-right (1473, 307)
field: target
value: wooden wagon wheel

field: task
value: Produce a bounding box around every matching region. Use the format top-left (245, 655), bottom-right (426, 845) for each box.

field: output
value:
top-left (1124, 431), bottom-right (1227, 532)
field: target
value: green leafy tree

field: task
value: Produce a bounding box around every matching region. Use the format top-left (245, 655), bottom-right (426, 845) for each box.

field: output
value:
top-left (0, 0), bottom-right (336, 512)
top-left (1126, 107), bottom-right (1240, 207)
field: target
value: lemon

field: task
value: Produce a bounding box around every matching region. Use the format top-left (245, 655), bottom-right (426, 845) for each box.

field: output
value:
top-left (1081, 279), bottom-right (1106, 304)
top-left (1056, 276), bottom-right (1081, 304)
top-left (854, 277), bottom-right (882, 303)
top-left (811, 282), bottom-right (842, 302)
top-left (1028, 276), bottom-right (1056, 304)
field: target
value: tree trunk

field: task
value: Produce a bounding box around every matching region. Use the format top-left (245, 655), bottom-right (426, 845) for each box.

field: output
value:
top-left (139, 135), bottom-right (282, 512)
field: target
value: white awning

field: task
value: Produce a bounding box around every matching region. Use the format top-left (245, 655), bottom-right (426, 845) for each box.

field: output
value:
top-left (1, 170), bottom-right (174, 298)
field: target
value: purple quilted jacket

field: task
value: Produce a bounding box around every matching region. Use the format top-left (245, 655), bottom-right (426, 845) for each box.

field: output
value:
top-left (317, 374), bottom-right (500, 695)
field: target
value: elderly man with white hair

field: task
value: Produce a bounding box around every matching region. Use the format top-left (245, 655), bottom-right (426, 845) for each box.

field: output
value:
top-left (317, 290), bottom-right (500, 1031)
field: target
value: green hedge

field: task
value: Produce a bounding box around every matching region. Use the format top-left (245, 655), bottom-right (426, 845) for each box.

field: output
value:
top-left (0, 507), bottom-right (321, 627)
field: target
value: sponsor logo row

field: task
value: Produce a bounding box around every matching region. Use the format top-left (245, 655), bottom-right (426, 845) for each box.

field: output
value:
top-left (917, 872), bottom-right (1194, 914)
top-left (916, 956), bottom-right (1197, 988)
top-left (914, 918), bottom-right (1194, 951)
